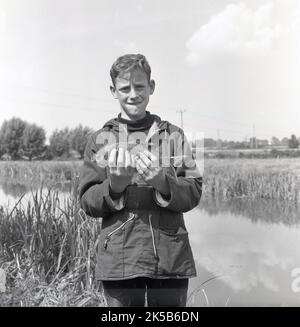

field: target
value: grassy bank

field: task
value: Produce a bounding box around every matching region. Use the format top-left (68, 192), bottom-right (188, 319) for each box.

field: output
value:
top-left (0, 183), bottom-right (104, 307)
top-left (0, 161), bottom-right (82, 185)
top-left (0, 158), bottom-right (299, 306)
top-left (1, 158), bottom-right (300, 203)
top-left (202, 158), bottom-right (300, 204)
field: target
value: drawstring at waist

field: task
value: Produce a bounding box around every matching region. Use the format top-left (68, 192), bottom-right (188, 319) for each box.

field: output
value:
top-left (149, 213), bottom-right (158, 260)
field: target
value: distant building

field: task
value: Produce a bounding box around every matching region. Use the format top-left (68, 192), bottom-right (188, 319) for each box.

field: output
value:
top-left (257, 139), bottom-right (269, 148)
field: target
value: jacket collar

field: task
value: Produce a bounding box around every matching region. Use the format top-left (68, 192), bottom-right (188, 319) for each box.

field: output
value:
top-left (102, 113), bottom-right (169, 140)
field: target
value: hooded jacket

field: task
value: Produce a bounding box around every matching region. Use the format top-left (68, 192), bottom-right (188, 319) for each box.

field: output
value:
top-left (79, 113), bottom-right (202, 280)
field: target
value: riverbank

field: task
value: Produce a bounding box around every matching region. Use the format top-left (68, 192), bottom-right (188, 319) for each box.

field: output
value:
top-left (0, 158), bottom-right (299, 203)
top-left (0, 158), bottom-right (299, 306)
top-left (0, 187), bottom-right (104, 306)
top-left (0, 160), bottom-right (82, 184)
top-left (202, 158), bottom-right (300, 203)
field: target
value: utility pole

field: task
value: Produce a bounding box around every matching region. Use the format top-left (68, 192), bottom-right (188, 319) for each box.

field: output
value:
top-left (217, 129), bottom-right (221, 149)
top-left (252, 124), bottom-right (256, 149)
top-left (176, 109), bottom-right (186, 129)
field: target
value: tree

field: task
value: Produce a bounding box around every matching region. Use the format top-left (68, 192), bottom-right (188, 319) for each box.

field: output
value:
top-left (288, 134), bottom-right (299, 149)
top-left (20, 123), bottom-right (46, 160)
top-left (49, 128), bottom-right (71, 158)
top-left (0, 141), bottom-right (4, 158)
top-left (281, 137), bottom-right (289, 146)
top-left (69, 125), bottom-right (93, 159)
top-left (0, 117), bottom-right (27, 160)
top-left (204, 138), bottom-right (217, 148)
top-left (271, 136), bottom-right (280, 146)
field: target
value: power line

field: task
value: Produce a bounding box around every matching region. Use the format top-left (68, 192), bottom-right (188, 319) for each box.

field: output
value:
top-left (1, 88), bottom-right (295, 140)
top-left (186, 109), bottom-right (253, 129)
top-left (7, 83), bottom-right (112, 103)
top-left (178, 108), bottom-right (294, 138)
top-left (0, 95), bottom-right (116, 114)
top-left (5, 85), bottom-right (294, 138)
top-left (183, 122), bottom-right (274, 140)
top-left (155, 104), bottom-right (290, 138)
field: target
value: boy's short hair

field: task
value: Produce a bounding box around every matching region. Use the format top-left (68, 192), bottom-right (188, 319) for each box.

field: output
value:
top-left (110, 54), bottom-right (151, 85)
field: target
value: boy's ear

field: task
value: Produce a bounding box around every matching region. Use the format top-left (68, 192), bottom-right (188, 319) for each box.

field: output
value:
top-left (149, 80), bottom-right (155, 95)
top-left (110, 85), bottom-right (118, 99)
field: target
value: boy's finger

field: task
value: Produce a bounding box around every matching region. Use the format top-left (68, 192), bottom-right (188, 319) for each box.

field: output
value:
top-left (124, 150), bottom-right (131, 168)
top-left (131, 154), bottom-right (136, 168)
top-left (117, 147), bottom-right (125, 168)
top-left (108, 148), bottom-right (117, 167)
top-left (142, 149), bottom-right (157, 162)
top-left (136, 161), bottom-right (145, 175)
top-left (137, 152), bottom-right (152, 168)
top-left (136, 157), bottom-right (148, 171)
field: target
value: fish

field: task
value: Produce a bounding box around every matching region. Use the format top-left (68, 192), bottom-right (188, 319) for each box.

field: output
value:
top-left (91, 141), bottom-right (156, 166)
top-left (91, 141), bottom-right (194, 168)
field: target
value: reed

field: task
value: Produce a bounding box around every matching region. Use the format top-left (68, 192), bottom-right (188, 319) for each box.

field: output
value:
top-left (0, 157), bottom-right (299, 306)
top-left (202, 158), bottom-right (300, 204)
top-left (0, 161), bottom-right (82, 185)
top-left (0, 179), bottom-right (105, 307)
top-left (1, 158), bottom-right (300, 203)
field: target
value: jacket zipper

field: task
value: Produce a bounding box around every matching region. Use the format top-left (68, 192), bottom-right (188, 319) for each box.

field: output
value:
top-left (103, 213), bottom-right (136, 250)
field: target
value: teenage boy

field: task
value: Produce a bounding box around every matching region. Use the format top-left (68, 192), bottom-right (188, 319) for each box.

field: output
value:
top-left (79, 54), bottom-right (202, 307)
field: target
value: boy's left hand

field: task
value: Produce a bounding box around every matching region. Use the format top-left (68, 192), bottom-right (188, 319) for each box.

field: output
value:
top-left (135, 150), bottom-right (170, 197)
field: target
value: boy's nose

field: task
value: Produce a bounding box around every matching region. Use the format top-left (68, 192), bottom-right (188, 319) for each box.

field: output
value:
top-left (128, 88), bottom-right (138, 99)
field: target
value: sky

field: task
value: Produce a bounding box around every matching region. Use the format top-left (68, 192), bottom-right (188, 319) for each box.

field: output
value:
top-left (0, 0), bottom-right (299, 141)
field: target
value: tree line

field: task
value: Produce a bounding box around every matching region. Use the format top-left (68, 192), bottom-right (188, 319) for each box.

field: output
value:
top-left (0, 117), bottom-right (298, 161)
top-left (199, 135), bottom-right (299, 149)
top-left (0, 117), bottom-right (93, 160)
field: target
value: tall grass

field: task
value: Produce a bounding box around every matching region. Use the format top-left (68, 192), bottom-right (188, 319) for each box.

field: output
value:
top-left (0, 161), bottom-right (82, 185)
top-left (0, 158), bottom-right (299, 306)
top-left (0, 179), bottom-right (104, 307)
top-left (1, 158), bottom-right (300, 203)
top-left (203, 158), bottom-right (300, 204)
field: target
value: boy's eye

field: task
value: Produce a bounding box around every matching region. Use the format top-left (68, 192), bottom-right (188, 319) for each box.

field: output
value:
top-left (120, 87), bottom-right (130, 92)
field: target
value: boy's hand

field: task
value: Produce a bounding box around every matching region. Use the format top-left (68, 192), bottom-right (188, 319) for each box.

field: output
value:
top-left (108, 148), bottom-right (136, 194)
top-left (135, 150), bottom-right (170, 196)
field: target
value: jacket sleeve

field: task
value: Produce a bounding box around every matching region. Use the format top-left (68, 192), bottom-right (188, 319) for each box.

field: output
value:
top-left (153, 129), bottom-right (202, 213)
top-left (78, 133), bottom-right (125, 218)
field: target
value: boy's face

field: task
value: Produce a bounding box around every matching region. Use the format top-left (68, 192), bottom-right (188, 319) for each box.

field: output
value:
top-left (110, 68), bottom-right (155, 121)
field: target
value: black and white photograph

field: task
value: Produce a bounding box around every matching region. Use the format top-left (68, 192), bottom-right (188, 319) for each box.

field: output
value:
top-left (0, 0), bottom-right (300, 311)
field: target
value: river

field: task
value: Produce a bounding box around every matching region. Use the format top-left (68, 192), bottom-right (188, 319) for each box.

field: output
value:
top-left (1, 180), bottom-right (300, 306)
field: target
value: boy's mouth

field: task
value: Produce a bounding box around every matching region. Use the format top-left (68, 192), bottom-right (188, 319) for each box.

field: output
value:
top-left (127, 100), bottom-right (142, 105)
top-left (127, 103), bottom-right (141, 106)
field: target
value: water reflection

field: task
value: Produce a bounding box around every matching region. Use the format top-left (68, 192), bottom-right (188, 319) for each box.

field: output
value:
top-left (185, 199), bottom-right (300, 306)
top-left (0, 180), bottom-right (74, 198)
top-left (199, 196), bottom-right (300, 226)
top-left (1, 179), bottom-right (300, 306)
top-left (0, 179), bottom-right (74, 210)
top-left (0, 180), bottom-right (28, 198)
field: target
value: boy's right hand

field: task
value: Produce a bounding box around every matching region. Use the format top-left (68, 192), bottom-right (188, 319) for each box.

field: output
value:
top-left (108, 147), bottom-right (136, 194)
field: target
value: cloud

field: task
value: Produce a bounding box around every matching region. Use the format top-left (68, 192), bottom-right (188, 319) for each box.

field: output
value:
top-left (185, 2), bottom-right (298, 64)
top-left (186, 210), bottom-right (298, 294)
